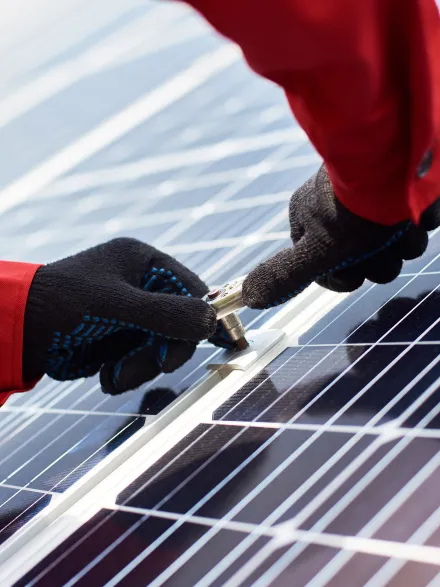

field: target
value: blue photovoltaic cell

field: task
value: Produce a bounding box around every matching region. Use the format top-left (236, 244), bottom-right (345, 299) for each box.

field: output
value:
top-left (0, 411), bottom-right (144, 492)
top-left (0, 487), bottom-right (52, 548)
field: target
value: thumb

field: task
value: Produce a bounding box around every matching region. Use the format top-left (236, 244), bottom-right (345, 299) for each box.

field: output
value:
top-left (105, 285), bottom-right (217, 341)
top-left (242, 237), bottom-right (327, 309)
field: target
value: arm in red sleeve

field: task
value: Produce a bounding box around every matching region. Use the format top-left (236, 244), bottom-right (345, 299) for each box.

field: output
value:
top-left (184, 0), bottom-right (440, 226)
top-left (0, 261), bottom-right (42, 406)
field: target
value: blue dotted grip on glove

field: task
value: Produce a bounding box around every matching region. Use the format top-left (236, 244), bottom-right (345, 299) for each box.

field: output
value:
top-left (46, 266), bottom-right (192, 383)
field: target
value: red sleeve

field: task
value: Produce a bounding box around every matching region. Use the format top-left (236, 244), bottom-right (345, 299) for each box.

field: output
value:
top-left (184, 0), bottom-right (440, 226)
top-left (0, 261), bottom-right (42, 406)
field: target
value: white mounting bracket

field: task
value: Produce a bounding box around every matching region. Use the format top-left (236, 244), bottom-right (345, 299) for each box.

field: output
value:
top-left (206, 329), bottom-right (286, 377)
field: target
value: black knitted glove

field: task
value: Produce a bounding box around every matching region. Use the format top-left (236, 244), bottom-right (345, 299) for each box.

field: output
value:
top-left (243, 164), bottom-right (439, 309)
top-left (23, 238), bottom-right (217, 395)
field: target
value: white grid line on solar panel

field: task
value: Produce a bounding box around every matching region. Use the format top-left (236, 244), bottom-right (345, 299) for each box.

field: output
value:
top-left (203, 419), bottom-right (440, 441)
top-left (0, 2), bottom-right (201, 130)
top-left (402, 271), bottom-right (440, 277)
top-left (0, 484), bottom-right (57, 497)
top-left (289, 341), bottom-right (440, 346)
top-left (72, 269), bottom-right (440, 582)
top-left (5, 88), bottom-right (290, 222)
top-left (0, 405), bottom-right (151, 418)
top-left (0, 43), bottom-right (241, 217)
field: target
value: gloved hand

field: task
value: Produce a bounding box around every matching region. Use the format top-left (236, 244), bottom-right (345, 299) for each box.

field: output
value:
top-left (243, 165), bottom-right (440, 308)
top-left (23, 238), bottom-right (217, 395)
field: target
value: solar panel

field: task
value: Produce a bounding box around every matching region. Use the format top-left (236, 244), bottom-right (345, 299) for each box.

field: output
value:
top-left (1, 0), bottom-right (440, 585)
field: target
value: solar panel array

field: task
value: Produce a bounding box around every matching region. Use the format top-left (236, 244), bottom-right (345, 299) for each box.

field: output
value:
top-left (1, 1), bottom-right (440, 585)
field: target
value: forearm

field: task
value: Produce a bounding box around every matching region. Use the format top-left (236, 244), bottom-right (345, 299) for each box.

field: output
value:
top-left (0, 261), bottom-right (42, 404)
top-left (184, 0), bottom-right (440, 225)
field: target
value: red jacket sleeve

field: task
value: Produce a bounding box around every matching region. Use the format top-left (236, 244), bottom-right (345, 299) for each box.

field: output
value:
top-left (184, 0), bottom-right (440, 226)
top-left (0, 261), bottom-right (42, 406)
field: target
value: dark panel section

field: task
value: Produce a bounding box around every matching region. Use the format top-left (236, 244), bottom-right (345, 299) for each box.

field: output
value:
top-left (385, 562), bottom-right (440, 587)
top-left (118, 422), bottom-right (377, 526)
top-left (118, 424), bottom-right (275, 513)
top-left (214, 344), bottom-right (440, 428)
top-left (327, 552), bottom-right (439, 587)
top-left (238, 544), bottom-right (341, 587)
top-left (297, 438), bottom-right (440, 537)
top-left (213, 346), bottom-right (338, 422)
top-left (0, 487), bottom-right (52, 546)
top-left (373, 458), bottom-right (440, 544)
top-left (0, 412), bottom-right (144, 492)
top-left (426, 524), bottom-right (440, 547)
top-left (207, 543), bottom-right (430, 587)
top-left (117, 521), bottom-right (261, 587)
top-left (303, 344), bottom-right (440, 429)
top-left (14, 509), bottom-right (165, 586)
top-left (300, 274), bottom-right (440, 345)
top-left (117, 424), bottom-right (214, 505)
top-left (207, 536), bottom-right (270, 587)
top-left (15, 508), bottom-right (266, 587)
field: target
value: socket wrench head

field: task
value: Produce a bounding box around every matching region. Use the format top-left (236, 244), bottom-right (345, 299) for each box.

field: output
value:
top-left (203, 276), bottom-right (249, 349)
